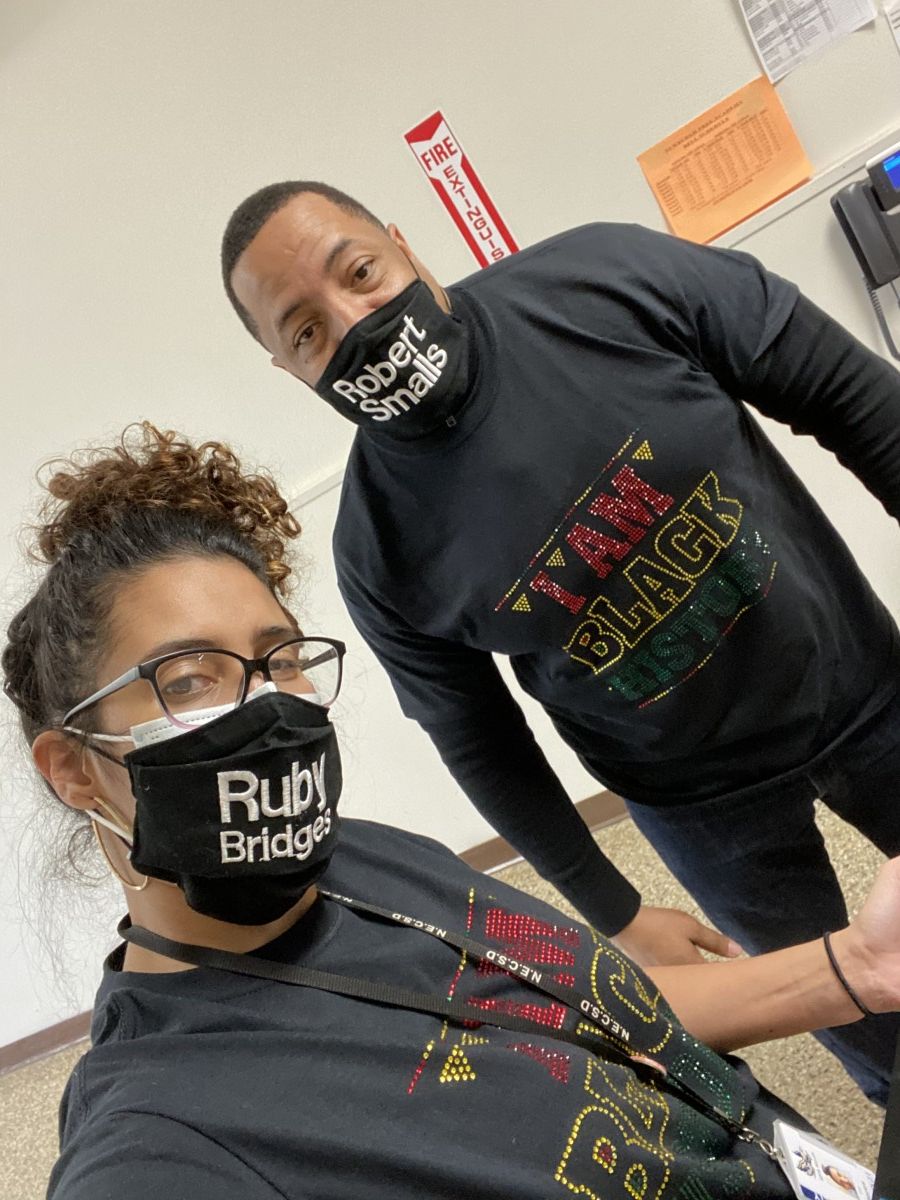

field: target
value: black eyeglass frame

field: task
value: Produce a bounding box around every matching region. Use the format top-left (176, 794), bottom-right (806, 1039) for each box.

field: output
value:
top-left (62, 637), bottom-right (347, 731)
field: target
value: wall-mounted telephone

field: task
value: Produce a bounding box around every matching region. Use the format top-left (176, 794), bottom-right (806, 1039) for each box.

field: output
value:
top-left (831, 142), bottom-right (900, 360)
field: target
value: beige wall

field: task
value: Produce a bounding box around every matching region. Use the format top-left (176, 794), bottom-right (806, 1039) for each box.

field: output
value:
top-left (3, 0), bottom-right (900, 1044)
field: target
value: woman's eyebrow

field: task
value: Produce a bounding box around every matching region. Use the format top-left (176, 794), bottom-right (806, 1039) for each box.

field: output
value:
top-left (141, 637), bottom-right (220, 659)
top-left (258, 624), bottom-right (301, 641)
top-left (140, 627), bottom-right (298, 660)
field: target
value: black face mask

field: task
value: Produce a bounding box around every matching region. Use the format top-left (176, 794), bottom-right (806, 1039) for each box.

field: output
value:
top-left (314, 279), bottom-right (470, 439)
top-left (125, 691), bottom-right (341, 926)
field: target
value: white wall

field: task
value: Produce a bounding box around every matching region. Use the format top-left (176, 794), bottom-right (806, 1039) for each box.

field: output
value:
top-left (3, 0), bottom-right (900, 1045)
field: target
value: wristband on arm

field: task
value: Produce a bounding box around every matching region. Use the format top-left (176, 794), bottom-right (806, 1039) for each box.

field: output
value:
top-left (823, 930), bottom-right (873, 1018)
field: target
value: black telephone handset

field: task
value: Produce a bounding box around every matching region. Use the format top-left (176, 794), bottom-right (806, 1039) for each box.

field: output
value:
top-left (832, 143), bottom-right (900, 359)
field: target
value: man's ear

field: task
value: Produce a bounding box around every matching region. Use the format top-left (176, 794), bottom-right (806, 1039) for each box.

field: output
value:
top-left (32, 731), bottom-right (98, 812)
top-left (386, 223), bottom-right (414, 258)
top-left (385, 224), bottom-right (448, 310)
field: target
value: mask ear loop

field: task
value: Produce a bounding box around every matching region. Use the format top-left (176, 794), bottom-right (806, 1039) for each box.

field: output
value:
top-left (403, 252), bottom-right (452, 312)
top-left (89, 798), bottom-right (149, 893)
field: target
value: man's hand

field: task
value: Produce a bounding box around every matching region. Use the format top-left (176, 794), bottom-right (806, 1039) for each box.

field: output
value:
top-left (611, 904), bottom-right (744, 967)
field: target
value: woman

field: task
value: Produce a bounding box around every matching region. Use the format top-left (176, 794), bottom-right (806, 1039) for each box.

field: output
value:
top-left (5, 423), bottom-right (898, 1200)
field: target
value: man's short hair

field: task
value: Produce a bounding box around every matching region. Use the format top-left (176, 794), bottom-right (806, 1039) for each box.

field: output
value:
top-left (221, 181), bottom-right (386, 342)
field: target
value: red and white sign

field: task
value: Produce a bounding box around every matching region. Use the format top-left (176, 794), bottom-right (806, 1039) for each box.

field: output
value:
top-left (404, 110), bottom-right (518, 268)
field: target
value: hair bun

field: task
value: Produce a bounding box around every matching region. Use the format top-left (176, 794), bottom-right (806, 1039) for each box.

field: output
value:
top-left (34, 422), bottom-right (300, 591)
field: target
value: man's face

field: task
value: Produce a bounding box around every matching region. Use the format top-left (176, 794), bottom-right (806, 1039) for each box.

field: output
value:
top-left (231, 193), bottom-right (433, 388)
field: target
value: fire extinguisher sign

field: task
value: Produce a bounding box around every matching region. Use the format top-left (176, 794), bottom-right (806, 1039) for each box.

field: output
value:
top-left (404, 110), bottom-right (519, 268)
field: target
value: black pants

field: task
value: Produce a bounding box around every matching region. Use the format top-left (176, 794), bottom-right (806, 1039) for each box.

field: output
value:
top-left (626, 691), bottom-right (900, 1105)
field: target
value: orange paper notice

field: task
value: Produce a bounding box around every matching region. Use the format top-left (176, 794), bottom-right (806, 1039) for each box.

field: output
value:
top-left (637, 76), bottom-right (812, 244)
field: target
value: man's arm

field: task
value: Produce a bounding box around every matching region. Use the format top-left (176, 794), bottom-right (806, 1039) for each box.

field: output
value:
top-left (424, 705), bottom-right (740, 963)
top-left (424, 704), bottom-right (639, 934)
top-left (654, 230), bottom-right (900, 515)
top-left (741, 292), bottom-right (900, 517)
top-left (646, 856), bottom-right (900, 1053)
top-left (337, 574), bottom-right (638, 933)
top-left (337, 572), bottom-right (736, 961)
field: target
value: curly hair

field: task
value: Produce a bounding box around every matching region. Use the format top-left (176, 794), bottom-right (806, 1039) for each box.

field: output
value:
top-left (3, 422), bottom-right (302, 746)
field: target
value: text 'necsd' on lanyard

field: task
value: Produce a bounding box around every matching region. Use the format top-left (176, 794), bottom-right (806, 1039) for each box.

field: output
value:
top-left (319, 890), bottom-right (778, 1162)
top-left (320, 888), bottom-right (634, 1043)
top-left (119, 895), bottom-right (778, 1163)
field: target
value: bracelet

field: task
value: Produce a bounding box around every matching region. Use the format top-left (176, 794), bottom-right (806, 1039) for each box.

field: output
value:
top-left (823, 930), bottom-right (874, 1018)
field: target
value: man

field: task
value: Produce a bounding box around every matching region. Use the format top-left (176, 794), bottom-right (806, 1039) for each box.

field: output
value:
top-left (221, 180), bottom-right (900, 1102)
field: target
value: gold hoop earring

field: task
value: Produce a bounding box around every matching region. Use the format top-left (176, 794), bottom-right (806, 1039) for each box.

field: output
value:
top-left (89, 809), bottom-right (149, 893)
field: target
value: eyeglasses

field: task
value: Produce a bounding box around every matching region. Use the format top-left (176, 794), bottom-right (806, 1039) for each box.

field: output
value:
top-left (63, 637), bottom-right (346, 732)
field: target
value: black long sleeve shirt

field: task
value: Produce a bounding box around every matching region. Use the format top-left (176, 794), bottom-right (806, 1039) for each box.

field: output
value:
top-left (334, 224), bottom-right (900, 934)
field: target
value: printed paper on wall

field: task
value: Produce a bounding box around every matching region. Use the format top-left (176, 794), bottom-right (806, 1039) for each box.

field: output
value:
top-left (738, 0), bottom-right (878, 82)
top-left (884, 0), bottom-right (900, 54)
top-left (637, 75), bottom-right (812, 244)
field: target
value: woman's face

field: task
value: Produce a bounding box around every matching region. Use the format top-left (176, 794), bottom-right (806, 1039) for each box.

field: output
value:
top-left (82, 554), bottom-right (302, 817)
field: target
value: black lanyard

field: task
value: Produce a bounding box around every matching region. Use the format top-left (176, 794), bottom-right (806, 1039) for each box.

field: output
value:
top-left (118, 891), bottom-right (778, 1162)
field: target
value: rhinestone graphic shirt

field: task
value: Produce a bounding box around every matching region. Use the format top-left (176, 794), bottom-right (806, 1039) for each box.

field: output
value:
top-left (51, 821), bottom-right (800, 1200)
top-left (334, 223), bottom-right (900, 931)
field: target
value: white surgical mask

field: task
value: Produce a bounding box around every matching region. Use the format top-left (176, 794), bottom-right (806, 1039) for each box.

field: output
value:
top-left (78, 682), bottom-right (324, 749)
top-left (130, 681), bottom-right (281, 747)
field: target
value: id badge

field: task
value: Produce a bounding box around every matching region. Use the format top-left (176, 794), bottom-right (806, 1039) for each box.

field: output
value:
top-left (774, 1120), bottom-right (875, 1200)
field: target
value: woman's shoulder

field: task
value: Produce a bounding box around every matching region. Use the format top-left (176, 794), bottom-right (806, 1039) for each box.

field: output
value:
top-left (325, 816), bottom-right (522, 916)
top-left (326, 817), bottom-right (584, 935)
top-left (50, 1099), bottom-right (279, 1199)
top-left (332, 817), bottom-right (461, 865)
